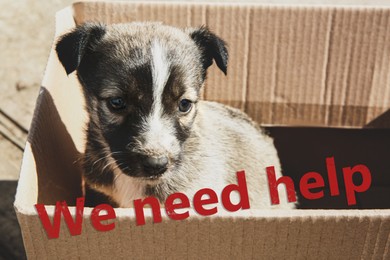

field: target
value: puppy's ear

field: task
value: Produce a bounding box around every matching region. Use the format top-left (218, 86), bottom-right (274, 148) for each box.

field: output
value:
top-left (187, 26), bottom-right (228, 75)
top-left (55, 23), bottom-right (106, 75)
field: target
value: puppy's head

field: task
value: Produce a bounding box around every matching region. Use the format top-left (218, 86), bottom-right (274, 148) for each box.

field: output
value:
top-left (56, 22), bottom-right (228, 184)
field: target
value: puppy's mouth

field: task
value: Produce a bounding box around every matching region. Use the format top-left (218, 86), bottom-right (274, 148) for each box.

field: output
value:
top-left (120, 166), bottom-right (169, 180)
top-left (141, 172), bottom-right (166, 182)
top-left (137, 166), bottom-right (173, 185)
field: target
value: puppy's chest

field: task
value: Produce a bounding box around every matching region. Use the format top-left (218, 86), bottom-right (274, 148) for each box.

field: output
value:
top-left (111, 174), bottom-right (145, 207)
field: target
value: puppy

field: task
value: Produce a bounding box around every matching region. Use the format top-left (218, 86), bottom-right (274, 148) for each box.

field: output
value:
top-left (56, 22), bottom-right (295, 209)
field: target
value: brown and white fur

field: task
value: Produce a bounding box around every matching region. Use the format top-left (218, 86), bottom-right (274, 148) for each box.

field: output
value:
top-left (56, 22), bottom-right (295, 209)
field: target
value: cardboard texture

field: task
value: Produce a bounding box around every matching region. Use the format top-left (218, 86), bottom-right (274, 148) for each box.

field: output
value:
top-left (14, 1), bottom-right (390, 259)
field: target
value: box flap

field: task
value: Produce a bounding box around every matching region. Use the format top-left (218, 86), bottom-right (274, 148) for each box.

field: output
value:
top-left (69, 1), bottom-right (390, 128)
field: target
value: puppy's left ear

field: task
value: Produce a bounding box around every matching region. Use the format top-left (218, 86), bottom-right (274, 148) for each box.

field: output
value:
top-left (187, 26), bottom-right (228, 75)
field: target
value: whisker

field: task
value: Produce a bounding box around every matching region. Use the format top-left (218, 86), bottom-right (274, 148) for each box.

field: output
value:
top-left (91, 150), bottom-right (127, 172)
top-left (92, 156), bottom-right (108, 168)
top-left (113, 172), bottom-right (122, 182)
top-left (102, 160), bottom-right (117, 172)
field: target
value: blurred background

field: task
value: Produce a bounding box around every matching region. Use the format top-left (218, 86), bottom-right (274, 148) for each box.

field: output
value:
top-left (0, 1), bottom-right (73, 258)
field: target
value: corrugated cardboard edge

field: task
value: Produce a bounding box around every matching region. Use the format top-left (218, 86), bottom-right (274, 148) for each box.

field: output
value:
top-left (14, 206), bottom-right (390, 259)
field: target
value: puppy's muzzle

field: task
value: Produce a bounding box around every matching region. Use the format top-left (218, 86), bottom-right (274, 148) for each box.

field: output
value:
top-left (141, 155), bottom-right (169, 177)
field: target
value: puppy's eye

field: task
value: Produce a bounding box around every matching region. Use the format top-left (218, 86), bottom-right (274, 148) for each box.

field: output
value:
top-left (109, 97), bottom-right (126, 110)
top-left (178, 99), bottom-right (192, 113)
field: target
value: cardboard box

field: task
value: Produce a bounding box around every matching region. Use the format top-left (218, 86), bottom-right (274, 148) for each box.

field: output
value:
top-left (14, 1), bottom-right (390, 258)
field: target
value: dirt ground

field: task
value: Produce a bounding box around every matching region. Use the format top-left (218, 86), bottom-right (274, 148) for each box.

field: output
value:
top-left (0, 0), bottom-right (73, 180)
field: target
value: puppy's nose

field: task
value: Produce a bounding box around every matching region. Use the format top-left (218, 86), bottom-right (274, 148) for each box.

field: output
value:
top-left (142, 156), bottom-right (169, 176)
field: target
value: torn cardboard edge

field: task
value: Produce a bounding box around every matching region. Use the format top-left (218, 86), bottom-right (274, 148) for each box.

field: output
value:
top-left (74, 0), bottom-right (390, 8)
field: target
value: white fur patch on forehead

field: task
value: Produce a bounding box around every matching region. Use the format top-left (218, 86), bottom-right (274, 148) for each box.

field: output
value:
top-left (136, 40), bottom-right (179, 156)
top-left (151, 40), bottom-right (170, 105)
